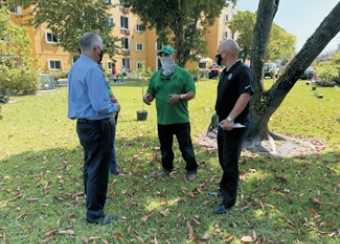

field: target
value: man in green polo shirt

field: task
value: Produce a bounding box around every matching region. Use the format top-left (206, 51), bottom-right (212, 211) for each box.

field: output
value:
top-left (143, 45), bottom-right (198, 181)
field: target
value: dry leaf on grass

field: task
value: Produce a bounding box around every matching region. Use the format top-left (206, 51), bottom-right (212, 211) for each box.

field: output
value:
top-left (309, 198), bottom-right (322, 207)
top-left (241, 235), bottom-right (253, 243)
top-left (141, 211), bottom-right (155, 222)
top-left (187, 221), bottom-right (194, 240)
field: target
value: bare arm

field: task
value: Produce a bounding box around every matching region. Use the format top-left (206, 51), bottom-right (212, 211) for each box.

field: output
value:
top-left (220, 93), bottom-right (251, 130)
top-left (167, 91), bottom-right (195, 105)
top-left (143, 93), bottom-right (154, 105)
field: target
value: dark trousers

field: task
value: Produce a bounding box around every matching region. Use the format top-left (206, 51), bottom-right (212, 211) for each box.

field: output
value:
top-left (76, 119), bottom-right (112, 219)
top-left (157, 123), bottom-right (198, 172)
top-left (109, 120), bottom-right (118, 173)
top-left (217, 127), bottom-right (247, 208)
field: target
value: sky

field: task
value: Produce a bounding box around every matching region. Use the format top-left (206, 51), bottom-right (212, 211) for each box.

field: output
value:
top-left (235, 0), bottom-right (340, 54)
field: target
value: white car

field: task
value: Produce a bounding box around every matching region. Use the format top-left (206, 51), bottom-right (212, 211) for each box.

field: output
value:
top-left (263, 63), bottom-right (278, 79)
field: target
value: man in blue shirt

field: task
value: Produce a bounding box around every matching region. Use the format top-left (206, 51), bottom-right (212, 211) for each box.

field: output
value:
top-left (68, 32), bottom-right (120, 224)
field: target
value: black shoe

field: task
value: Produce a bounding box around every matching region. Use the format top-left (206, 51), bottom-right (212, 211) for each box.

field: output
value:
top-left (213, 204), bottom-right (230, 214)
top-left (208, 191), bottom-right (222, 197)
top-left (110, 170), bottom-right (120, 175)
top-left (156, 169), bottom-right (171, 178)
top-left (87, 216), bottom-right (121, 225)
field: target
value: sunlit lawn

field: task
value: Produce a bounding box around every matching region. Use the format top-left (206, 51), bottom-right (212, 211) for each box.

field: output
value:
top-left (0, 78), bottom-right (339, 243)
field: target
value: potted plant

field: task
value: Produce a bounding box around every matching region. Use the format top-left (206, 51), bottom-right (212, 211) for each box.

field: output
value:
top-left (136, 65), bottom-right (152, 121)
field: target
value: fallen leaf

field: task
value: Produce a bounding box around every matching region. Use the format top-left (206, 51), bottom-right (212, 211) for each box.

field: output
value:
top-left (222, 235), bottom-right (234, 242)
top-left (191, 216), bottom-right (201, 225)
top-left (135, 236), bottom-right (144, 243)
top-left (141, 211), bottom-right (155, 222)
top-left (251, 230), bottom-right (257, 242)
top-left (160, 209), bottom-right (169, 216)
top-left (43, 229), bottom-right (57, 236)
top-left (241, 235), bottom-right (253, 243)
top-left (201, 233), bottom-right (210, 240)
top-left (112, 233), bottom-right (124, 240)
top-left (309, 198), bottom-right (322, 207)
top-left (58, 229), bottom-right (75, 235)
top-left (187, 221), bottom-right (194, 240)
top-left (26, 198), bottom-right (38, 203)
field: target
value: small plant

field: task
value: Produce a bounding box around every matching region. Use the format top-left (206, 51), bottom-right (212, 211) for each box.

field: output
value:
top-left (137, 65), bottom-right (153, 111)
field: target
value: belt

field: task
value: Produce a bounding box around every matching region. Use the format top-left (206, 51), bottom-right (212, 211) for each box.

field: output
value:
top-left (77, 118), bottom-right (110, 123)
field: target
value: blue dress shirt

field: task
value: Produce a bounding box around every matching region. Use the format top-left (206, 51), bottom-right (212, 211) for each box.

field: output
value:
top-left (67, 54), bottom-right (118, 120)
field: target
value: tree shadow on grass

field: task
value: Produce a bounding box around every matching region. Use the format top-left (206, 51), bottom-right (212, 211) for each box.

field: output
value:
top-left (0, 135), bottom-right (339, 243)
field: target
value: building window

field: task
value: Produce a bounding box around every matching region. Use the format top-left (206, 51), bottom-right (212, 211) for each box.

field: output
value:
top-left (122, 58), bottom-right (130, 69)
top-left (103, 0), bottom-right (112, 3)
top-left (120, 16), bottom-right (129, 29)
top-left (224, 31), bottom-right (228, 39)
top-left (121, 38), bottom-right (129, 49)
top-left (155, 40), bottom-right (162, 51)
top-left (136, 43), bottom-right (143, 51)
top-left (107, 61), bottom-right (114, 69)
top-left (10, 6), bottom-right (22, 14)
top-left (48, 60), bottom-right (61, 70)
top-left (46, 32), bottom-right (58, 44)
top-left (225, 14), bottom-right (229, 22)
top-left (231, 32), bottom-right (235, 40)
top-left (136, 62), bottom-right (143, 70)
top-left (135, 24), bottom-right (143, 32)
top-left (106, 17), bottom-right (114, 26)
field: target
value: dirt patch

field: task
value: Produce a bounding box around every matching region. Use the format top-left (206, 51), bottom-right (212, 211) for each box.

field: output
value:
top-left (195, 132), bottom-right (326, 157)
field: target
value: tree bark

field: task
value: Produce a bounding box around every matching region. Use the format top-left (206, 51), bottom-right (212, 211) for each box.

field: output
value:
top-left (247, 0), bottom-right (340, 145)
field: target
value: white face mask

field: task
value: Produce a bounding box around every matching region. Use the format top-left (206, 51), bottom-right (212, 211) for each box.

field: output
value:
top-left (160, 56), bottom-right (176, 76)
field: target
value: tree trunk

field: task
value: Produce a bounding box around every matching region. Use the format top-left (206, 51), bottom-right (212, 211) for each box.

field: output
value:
top-left (247, 0), bottom-right (340, 145)
top-left (248, 0), bottom-right (279, 142)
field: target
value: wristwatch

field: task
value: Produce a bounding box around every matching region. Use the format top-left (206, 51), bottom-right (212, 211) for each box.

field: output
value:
top-left (180, 94), bottom-right (184, 100)
top-left (226, 116), bottom-right (234, 122)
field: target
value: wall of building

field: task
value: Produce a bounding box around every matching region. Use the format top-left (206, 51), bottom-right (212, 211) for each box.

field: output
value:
top-left (8, 2), bottom-right (237, 75)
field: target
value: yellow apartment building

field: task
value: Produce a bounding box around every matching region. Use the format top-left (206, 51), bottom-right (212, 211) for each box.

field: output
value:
top-left (6, 1), bottom-right (238, 76)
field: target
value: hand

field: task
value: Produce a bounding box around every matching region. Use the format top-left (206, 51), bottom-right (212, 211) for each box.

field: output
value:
top-left (167, 94), bottom-right (181, 105)
top-left (219, 119), bottom-right (234, 131)
top-left (109, 115), bottom-right (115, 125)
top-left (111, 97), bottom-right (118, 103)
top-left (114, 102), bottom-right (120, 112)
top-left (143, 94), bottom-right (154, 105)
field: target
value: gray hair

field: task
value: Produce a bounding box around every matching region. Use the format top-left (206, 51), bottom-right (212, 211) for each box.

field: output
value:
top-left (220, 39), bottom-right (240, 56)
top-left (80, 32), bottom-right (103, 52)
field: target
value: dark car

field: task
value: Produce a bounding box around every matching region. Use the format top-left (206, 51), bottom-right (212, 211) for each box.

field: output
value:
top-left (300, 66), bottom-right (316, 80)
top-left (208, 64), bottom-right (221, 79)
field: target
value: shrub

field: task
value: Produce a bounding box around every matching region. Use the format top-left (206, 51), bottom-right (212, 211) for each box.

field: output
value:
top-left (0, 65), bottom-right (40, 95)
top-left (315, 65), bottom-right (338, 82)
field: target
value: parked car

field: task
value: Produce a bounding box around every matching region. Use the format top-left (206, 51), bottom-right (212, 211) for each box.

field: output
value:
top-left (300, 66), bottom-right (316, 80)
top-left (263, 62), bottom-right (278, 79)
top-left (208, 64), bottom-right (221, 79)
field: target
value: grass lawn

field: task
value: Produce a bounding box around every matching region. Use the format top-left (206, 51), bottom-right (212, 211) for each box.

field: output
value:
top-left (0, 78), bottom-right (339, 243)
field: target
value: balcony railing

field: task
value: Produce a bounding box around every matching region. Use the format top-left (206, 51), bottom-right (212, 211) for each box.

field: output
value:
top-left (120, 29), bottom-right (130, 35)
top-left (119, 6), bottom-right (130, 14)
top-left (121, 49), bottom-right (130, 56)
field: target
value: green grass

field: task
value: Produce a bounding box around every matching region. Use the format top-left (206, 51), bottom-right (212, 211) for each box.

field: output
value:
top-left (0, 79), bottom-right (339, 243)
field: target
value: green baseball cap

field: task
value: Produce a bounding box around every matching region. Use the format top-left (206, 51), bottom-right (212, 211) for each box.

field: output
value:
top-left (158, 45), bottom-right (175, 56)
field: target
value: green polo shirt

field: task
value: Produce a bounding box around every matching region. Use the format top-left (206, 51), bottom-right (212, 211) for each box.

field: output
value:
top-left (147, 66), bottom-right (196, 125)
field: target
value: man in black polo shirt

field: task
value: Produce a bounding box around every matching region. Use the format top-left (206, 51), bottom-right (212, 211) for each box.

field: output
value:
top-left (211, 39), bottom-right (254, 214)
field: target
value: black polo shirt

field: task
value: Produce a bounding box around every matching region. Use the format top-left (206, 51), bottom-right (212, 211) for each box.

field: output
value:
top-left (215, 60), bottom-right (254, 124)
